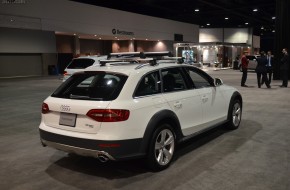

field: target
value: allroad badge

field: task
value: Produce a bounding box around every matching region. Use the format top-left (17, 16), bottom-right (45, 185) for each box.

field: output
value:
top-left (60, 105), bottom-right (71, 112)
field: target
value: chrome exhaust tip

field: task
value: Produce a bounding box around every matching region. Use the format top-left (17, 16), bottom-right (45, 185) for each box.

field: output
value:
top-left (98, 155), bottom-right (109, 162)
top-left (40, 139), bottom-right (47, 147)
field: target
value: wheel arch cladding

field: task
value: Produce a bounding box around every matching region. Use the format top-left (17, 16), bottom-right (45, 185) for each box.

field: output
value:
top-left (139, 109), bottom-right (183, 153)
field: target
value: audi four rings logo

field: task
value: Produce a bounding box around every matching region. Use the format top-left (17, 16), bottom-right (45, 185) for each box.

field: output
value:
top-left (60, 105), bottom-right (71, 112)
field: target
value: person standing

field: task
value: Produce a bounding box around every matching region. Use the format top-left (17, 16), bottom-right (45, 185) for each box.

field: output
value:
top-left (256, 51), bottom-right (271, 88)
top-left (261, 51), bottom-right (274, 86)
top-left (280, 48), bottom-right (289, 87)
top-left (241, 52), bottom-right (249, 87)
top-left (266, 51), bottom-right (274, 83)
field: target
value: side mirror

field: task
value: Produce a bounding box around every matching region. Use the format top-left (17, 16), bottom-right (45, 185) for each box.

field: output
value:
top-left (214, 78), bottom-right (223, 86)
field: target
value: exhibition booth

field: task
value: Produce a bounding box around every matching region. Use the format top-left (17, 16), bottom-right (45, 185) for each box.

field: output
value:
top-left (175, 42), bottom-right (254, 68)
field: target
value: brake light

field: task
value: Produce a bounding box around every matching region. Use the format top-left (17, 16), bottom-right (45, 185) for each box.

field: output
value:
top-left (86, 109), bottom-right (130, 122)
top-left (63, 71), bottom-right (67, 76)
top-left (42, 103), bottom-right (50, 114)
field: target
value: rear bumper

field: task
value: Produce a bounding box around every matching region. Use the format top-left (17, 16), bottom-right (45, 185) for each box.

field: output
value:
top-left (39, 129), bottom-right (145, 160)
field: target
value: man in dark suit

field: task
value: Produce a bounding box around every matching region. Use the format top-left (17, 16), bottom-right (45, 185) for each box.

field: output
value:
top-left (261, 51), bottom-right (274, 86)
top-left (266, 51), bottom-right (274, 83)
top-left (256, 51), bottom-right (271, 88)
top-left (280, 48), bottom-right (289, 88)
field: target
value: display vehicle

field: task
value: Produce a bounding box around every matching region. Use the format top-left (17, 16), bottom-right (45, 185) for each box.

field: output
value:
top-left (63, 55), bottom-right (107, 81)
top-left (238, 55), bottom-right (260, 71)
top-left (39, 52), bottom-right (243, 171)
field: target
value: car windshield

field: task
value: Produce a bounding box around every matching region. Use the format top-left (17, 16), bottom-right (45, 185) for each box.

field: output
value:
top-left (52, 71), bottom-right (128, 101)
top-left (67, 58), bottom-right (95, 69)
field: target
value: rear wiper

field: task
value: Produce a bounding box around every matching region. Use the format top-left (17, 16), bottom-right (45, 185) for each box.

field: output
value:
top-left (70, 94), bottom-right (90, 100)
top-left (69, 94), bottom-right (103, 100)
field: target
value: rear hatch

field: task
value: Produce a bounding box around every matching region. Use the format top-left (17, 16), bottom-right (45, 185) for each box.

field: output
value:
top-left (42, 71), bottom-right (128, 134)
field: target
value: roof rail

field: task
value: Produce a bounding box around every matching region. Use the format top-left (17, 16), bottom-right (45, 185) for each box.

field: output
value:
top-left (108, 52), bottom-right (141, 59)
top-left (100, 60), bottom-right (140, 66)
top-left (99, 58), bottom-right (154, 66)
top-left (134, 59), bottom-right (158, 70)
top-left (107, 51), bottom-right (174, 60)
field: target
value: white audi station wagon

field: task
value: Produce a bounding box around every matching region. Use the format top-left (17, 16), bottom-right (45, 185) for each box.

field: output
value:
top-left (63, 55), bottom-right (107, 81)
top-left (39, 52), bottom-right (242, 171)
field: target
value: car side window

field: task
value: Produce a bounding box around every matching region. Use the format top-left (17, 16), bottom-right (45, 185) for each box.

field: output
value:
top-left (184, 67), bottom-right (212, 89)
top-left (134, 71), bottom-right (161, 97)
top-left (161, 68), bottom-right (186, 92)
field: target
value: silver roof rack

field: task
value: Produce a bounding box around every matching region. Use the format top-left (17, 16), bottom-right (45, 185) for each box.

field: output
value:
top-left (101, 51), bottom-right (183, 67)
top-left (108, 52), bottom-right (142, 59)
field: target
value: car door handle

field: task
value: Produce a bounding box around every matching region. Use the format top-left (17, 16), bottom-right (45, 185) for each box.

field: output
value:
top-left (174, 102), bottom-right (182, 108)
top-left (202, 96), bottom-right (208, 103)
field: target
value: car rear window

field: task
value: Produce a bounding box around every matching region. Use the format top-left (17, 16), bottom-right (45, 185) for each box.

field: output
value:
top-left (67, 58), bottom-right (95, 69)
top-left (51, 71), bottom-right (128, 101)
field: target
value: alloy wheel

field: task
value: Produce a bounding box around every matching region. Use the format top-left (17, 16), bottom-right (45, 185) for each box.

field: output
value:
top-left (232, 102), bottom-right (241, 127)
top-left (154, 129), bottom-right (175, 166)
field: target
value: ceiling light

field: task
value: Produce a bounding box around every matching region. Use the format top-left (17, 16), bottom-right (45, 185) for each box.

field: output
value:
top-left (146, 39), bottom-right (148, 40)
top-left (195, 9), bottom-right (199, 12)
top-left (272, 16), bottom-right (276, 19)
top-left (206, 23), bottom-right (210, 26)
top-left (94, 35), bottom-right (97, 37)
top-left (99, 38), bottom-right (102, 40)
top-left (73, 33), bottom-right (76, 36)
top-left (253, 9), bottom-right (258, 12)
top-left (261, 26), bottom-right (264, 29)
top-left (245, 23), bottom-right (249, 25)
top-left (272, 30), bottom-right (275, 33)
top-left (225, 17), bottom-right (229, 20)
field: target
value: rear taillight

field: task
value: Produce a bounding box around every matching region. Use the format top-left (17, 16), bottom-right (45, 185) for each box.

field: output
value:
top-left (42, 103), bottom-right (50, 114)
top-left (63, 71), bottom-right (67, 76)
top-left (86, 109), bottom-right (130, 122)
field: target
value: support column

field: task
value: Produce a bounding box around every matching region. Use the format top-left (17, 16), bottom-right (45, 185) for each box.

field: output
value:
top-left (74, 36), bottom-right (80, 56)
top-left (273, 0), bottom-right (290, 80)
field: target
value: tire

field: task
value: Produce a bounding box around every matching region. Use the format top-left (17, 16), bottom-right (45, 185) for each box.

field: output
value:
top-left (146, 124), bottom-right (176, 171)
top-left (226, 99), bottom-right (242, 130)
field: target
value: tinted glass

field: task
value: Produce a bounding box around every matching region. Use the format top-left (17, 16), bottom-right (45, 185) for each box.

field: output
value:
top-left (52, 71), bottom-right (127, 101)
top-left (67, 58), bottom-right (95, 69)
top-left (161, 68), bottom-right (186, 92)
top-left (134, 71), bottom-right (161, 97)
top-left (184, 67), bottom-right (212, 88)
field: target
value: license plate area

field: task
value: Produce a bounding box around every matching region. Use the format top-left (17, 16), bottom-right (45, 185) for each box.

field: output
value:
top-left (59, 112), bottom-right (76, 127)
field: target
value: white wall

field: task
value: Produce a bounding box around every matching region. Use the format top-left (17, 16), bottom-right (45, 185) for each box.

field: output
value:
top-left (224, 28), bottom-right (251, 44)
top-left (199, 28), bottom-right (253, 45)
top-left (0, 0), bottom-right (199, 42)
top-left (0, 27), bottom-right (56, 53)
top-left (199, 28), bottom-right (223, 42)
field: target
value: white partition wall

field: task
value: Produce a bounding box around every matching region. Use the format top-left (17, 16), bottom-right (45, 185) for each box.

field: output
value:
top-left (0, 0), bottom-right (199, 42)
top-left (0, 0), bottom-right (199, 77)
